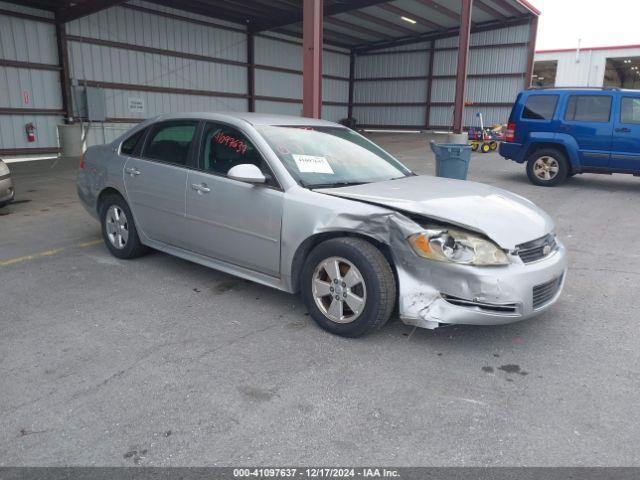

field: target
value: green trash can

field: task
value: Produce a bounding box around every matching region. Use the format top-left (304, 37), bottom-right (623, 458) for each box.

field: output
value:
top-left (430, 141), bottom-right (472, 180)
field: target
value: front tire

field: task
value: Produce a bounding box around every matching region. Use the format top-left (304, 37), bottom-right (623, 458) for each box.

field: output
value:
top-left (99, 194), bottom-right (148, 259)
top-left (301, 238), bottom-right (396, 338)
top-left (526, 148), bottom-right (569, 187)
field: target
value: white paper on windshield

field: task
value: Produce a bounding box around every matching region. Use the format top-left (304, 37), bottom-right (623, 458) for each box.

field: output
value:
top-left (292, 154), bottom-right (334, 174)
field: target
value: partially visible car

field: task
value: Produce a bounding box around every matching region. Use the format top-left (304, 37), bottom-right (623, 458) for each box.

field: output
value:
top-left (77, 112), bottom-right (567, 338)
top-left (0, 159), bottom-right (14, 207)
top-left (500, 87), bottom-right (640, 186)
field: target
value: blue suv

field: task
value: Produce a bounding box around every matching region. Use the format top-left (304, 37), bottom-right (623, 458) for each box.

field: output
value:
top-left (499, 87), bottom-right (640, 186)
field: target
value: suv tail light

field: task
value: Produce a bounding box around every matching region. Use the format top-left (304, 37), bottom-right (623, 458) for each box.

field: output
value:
top-left (505, 122), bottom-right (516, 142)
top-left (79, 152), bottom-right (86, 169)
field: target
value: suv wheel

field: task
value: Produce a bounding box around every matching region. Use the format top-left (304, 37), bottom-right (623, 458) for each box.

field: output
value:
top-left (99, 194), bottom-right (149, 259)
top-left (301, 238), bottom-right (396, 338)
top-left (526, 148), bottom-right (569, 187)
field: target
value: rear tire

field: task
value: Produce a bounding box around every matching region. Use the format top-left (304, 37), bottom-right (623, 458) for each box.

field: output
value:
top-left (301, 238), bottom-right (396, 338)
top-left (481, 143), bottom-right (491, 153)
top-left (526, 148), bottom-right (569, 187)
top-left (99, 194), bottom-right (148, 259)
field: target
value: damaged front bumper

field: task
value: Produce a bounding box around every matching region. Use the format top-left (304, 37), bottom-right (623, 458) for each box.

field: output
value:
top-left (396, 242), bottom-right (567, 329)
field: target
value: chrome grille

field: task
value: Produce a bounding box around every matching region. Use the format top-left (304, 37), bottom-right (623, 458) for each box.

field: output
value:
top-left (516, 234), bottom-right (557, 264)
top-left (532, 275), bottom-right (563, 309)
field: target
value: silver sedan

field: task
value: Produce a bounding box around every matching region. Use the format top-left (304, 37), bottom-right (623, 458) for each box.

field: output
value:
top-left (0, 159), bottom-right (14, 207)
top-left (77, 113), bottom-right (567, 337)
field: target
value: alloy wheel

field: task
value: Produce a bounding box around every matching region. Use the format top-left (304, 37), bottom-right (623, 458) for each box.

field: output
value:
top-left (533, 156), bottom-right (559, 181)
top-left (312, 256), bottom-right (367, 324)
top-left (105, 205), bottom-right (129, 249)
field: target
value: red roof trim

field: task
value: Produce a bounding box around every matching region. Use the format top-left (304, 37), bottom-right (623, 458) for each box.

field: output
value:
top-left (516, 0), bottom-right (541, 16)
top-left (537, 44), bottom-right (640, 54)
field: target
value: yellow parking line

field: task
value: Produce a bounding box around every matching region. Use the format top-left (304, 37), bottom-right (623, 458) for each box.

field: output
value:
top-left (0, 238), bottom-right (103, 267)
top-left (78, 239), bottom-right (103, 248)
top-left (0, 248), bottom-right (65, 267)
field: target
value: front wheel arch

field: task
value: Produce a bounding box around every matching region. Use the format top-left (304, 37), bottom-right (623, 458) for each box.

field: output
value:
top-left (290, 231), bottom-right (397, 295)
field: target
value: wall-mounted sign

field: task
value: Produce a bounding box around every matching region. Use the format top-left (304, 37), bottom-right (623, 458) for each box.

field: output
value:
top-left (127, 97), bottom-right (145, 113)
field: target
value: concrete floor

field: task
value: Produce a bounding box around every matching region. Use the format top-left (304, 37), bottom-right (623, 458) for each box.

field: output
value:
top-left (1, 134), bottom-right (639, 466)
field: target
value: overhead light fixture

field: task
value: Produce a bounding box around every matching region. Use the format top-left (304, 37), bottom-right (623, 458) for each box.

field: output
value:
top-left (401, 16), bottom-right (417, 24)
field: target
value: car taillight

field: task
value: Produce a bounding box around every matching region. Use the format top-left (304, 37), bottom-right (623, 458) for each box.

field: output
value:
top-left (505, 122), bottom-right (516, 142)
top-left (79, 152), bottom-right (86, 169)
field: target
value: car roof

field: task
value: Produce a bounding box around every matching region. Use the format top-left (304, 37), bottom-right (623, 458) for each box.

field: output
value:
top-left (147, 112), bottom-right (343, 127)
top-left (526, 87), bottom-right (640, 94)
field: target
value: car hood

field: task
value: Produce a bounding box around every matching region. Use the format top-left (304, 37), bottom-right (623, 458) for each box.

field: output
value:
top-left (315, 175), bottom-right (554, 249)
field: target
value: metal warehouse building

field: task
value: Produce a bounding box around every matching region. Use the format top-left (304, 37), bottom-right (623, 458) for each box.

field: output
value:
top-left (0, 0), bottom-right (539, 158)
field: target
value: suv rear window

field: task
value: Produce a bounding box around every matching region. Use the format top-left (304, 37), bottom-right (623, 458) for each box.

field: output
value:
top-left (522, 95), bottom-right (558, 120)
top-left (564, 95), bottom-right (612, 123)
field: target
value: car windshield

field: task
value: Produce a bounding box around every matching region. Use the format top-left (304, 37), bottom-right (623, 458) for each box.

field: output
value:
top-left (256, 125), bottom-right (412, 188)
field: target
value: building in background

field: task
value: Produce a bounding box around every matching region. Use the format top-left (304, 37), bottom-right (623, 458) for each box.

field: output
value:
top-left (0, 0), bottom-right (541, 159)
top-left (533, 45), bottom-right (640, 88)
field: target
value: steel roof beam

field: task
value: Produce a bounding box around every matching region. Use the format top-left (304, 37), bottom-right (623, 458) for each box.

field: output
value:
top-left (325, 17), bottom-right (394, 40)
top-left (344, 10), bottom-right (417, 35)
top-left (56, 0), bottom-right (127, 23)
top-left (153, 0), bottom-right (258, 25)
top-left (489, 0), bottom-right (524, 17)
top-left (250, 0), bottom-right (392, 32)
top-left (474, 0), bottom-right (508, 20)
top-left (376, 3), bottom-right (446, 31)
top-left (411, 0), bottom-right (476, 27)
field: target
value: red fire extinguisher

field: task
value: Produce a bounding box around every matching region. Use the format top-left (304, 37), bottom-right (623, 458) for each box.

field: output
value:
top-left (25, 122), bottom-right (36, 143)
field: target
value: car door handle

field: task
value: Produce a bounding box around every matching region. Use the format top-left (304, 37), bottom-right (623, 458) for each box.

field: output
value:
top-left (191, 183), bottom-right (211, 194)
top-left (125, 167), bottom-right (141, 176)
top-left (615, 127), bottom-right (631, 133)
top-left (558, 125), bottom-right (571, 132)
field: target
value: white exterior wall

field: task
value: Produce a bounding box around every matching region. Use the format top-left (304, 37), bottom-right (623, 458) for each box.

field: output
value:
top-left (535, 47), bottom-right (640, 87)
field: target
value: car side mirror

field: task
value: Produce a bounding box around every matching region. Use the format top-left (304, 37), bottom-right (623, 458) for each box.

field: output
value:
top-left (227, 164), bottom-right (267, 184)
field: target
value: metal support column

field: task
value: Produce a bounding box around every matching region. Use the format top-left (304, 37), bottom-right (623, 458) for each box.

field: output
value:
top-left (425, 40), bottom-right (435, 129)
top-left (55, 18), bottom-right (73, 122)
top-left (247, 32), bottom-right (255, 112)
top-left (524, 15), bottom-right (539, 88)
top-left (452, 0), bottom-right (473, 134)
top-left (347, 50), bottom-right (355, 120)
top-left (302, 0), bottom-right (323, 118)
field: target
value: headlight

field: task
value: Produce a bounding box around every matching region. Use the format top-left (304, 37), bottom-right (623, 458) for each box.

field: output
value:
top-left (0, 161), bottom-right (9, 176)
top-left (408, 228), bottom-right (509, 266)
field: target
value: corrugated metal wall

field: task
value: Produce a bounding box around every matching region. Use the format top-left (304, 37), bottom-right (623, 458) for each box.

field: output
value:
top-left (0, 0), bottom-right (535, 154)
top-left (0, 1), bottom-right (62, 154)
top-left (67, 2), bottom-right (350, 145)
top-left (66, 0), bottom-right (249, 138)
top-left (253, 34), bottom-right (350, 122)
top-left (353, 48), bottom-right (431, 128)
top-left (353, 22), bottom-right (532, 129)
top-left (430, 24), bottom-right (530, 128)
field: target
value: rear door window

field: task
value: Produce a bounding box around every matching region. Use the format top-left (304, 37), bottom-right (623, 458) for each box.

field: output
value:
top-left (120, 128), bottom-right (147, 156)
top-left (620, 97), bottom-right (640, 124)
top-left (522, 95), bottom-right (559, 120)
top-left (564, 95), bottom-right (612, 123)
top-left (143, 121), bottom-right (198, 166)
